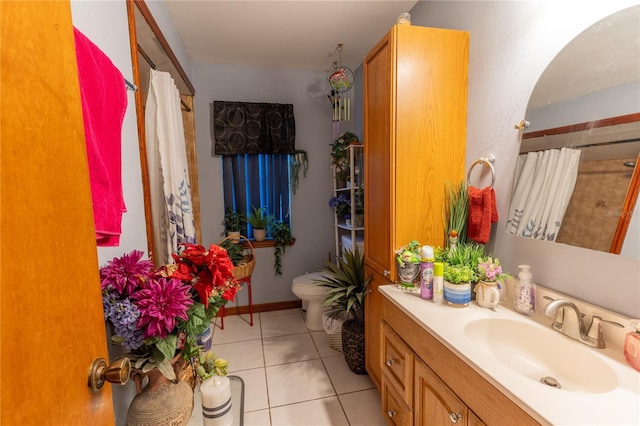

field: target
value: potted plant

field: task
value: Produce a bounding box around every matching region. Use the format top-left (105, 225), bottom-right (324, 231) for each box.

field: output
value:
top-left (475, 256), bottom-right (508, 309)
top-left (329, 193), bottom-right (351, 222)
top-left (248, 205), bottom-right (268, 241)
top-left (443, 180), bottom-right (469, 247)
top-left (330, 132), bottom-right (359, 185)
top-left (316, 247), bottom-right (371, 374)
top-left (222, 208), bottom-right (246, 242)
top-left (267, 217), bottom-right (292, 276)
top-left (441, 242), bottom-right (486, 306)
top-left (395, 240), bottom-right (421, 290)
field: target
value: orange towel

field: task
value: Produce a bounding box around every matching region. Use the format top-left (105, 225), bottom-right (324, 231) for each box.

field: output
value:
top-left (74, 27), bottom-right (128, 246)
top-left (467, 186), bottom-right (498, 244)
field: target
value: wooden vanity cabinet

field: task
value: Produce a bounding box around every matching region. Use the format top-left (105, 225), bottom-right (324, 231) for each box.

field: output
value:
top-left (363, 23), bottom-right (468, 387)
top-left (381, 296), bottom-right (540, 426)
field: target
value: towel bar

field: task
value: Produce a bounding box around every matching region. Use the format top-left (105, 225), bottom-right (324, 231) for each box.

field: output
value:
top-left (467, 155), bottom-right (495, 189)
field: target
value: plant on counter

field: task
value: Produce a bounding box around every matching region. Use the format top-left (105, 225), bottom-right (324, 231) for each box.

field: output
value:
top-left (100, 246), bottom-right (241, 380)
top-left (477, 256), bottom-right (508, 283)
top-left (443, 180), bottom-right (469, 247)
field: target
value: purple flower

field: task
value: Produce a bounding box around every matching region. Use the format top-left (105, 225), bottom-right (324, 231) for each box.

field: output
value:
top-left (132, 277), bottom-right (194, 339)
top-left (102, 290), bottom-right (144, 350)
top-left (100, 250), bottom-right (154, 295)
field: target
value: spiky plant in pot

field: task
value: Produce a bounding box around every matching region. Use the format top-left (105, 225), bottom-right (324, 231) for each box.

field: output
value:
top-left (315, 247), bottom-right (371, 374)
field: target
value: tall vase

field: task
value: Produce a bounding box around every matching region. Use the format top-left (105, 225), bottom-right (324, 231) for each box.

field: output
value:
top-left (127, 360), bottom-right (194, 426)
top-left (342, 319), bottom-right (366, 374)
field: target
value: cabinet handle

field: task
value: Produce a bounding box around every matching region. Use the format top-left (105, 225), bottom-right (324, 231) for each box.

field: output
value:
top-left (384, 270), bottom-right (391, 277)
top-left (387, 410), bottom-right (396, 418)
top-left (385, 359), bottom-right (395, 367)
top-left (449, 413), bottom-right (462, 423)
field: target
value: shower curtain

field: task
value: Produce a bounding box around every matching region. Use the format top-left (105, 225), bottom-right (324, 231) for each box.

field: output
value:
top-left (145, 69), bottom-right (196, 265)
top-left (506, 147), bottom-right (581, 241)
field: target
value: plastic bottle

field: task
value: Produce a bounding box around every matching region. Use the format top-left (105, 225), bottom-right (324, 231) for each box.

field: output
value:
top-left (514, 265), bottom-right (535, 315)
top-left (433, 262), bottom-right (444, 303)
top-left (624, 319), bottom-right (640, 371)
top-left (419, 246), bottom-right (434, 300)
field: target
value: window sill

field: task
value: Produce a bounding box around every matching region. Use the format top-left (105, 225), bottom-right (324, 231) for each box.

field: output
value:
top-left (241, 238), bottom-right (296, 249)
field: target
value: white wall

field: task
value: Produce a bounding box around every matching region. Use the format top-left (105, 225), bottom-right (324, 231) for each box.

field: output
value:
top-left (408, 0), bottom-right (639, 317)
top-left (192, 63), bottom-right (336, 306)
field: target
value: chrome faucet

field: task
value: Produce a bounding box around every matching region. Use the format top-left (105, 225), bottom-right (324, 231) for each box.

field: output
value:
top-left (543, 299), bottom-right (622, 349)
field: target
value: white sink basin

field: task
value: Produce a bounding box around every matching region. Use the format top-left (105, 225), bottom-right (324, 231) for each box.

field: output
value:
top-left (464, 318), bottom-right (618, 393)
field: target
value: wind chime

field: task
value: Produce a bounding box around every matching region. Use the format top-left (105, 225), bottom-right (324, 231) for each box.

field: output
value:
top-left (328, 44), bottom-right (354, 124)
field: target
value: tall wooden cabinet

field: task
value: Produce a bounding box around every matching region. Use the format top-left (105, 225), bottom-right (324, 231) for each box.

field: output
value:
top-left (363, 24), bottom-right (469, 388)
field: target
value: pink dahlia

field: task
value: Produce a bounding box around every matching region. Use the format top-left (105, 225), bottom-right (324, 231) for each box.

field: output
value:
top-left (100, 250), bottom-right (153, 295)
top-left (132, 277), bottom-right (194, 339)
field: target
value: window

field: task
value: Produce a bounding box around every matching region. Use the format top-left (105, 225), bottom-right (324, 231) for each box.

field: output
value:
top-left (221, 153), bottom-right (291, 237)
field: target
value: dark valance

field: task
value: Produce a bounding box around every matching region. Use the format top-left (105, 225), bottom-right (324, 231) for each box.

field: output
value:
top-left (212, 101), bottom-right (296, 155)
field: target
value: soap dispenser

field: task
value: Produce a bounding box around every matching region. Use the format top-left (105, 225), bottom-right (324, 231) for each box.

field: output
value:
top-left (514, 265), bottom-right (535, 315)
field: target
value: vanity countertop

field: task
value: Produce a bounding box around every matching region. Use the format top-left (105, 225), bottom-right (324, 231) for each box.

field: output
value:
top-left (380, 285), bottom-right (640, 425)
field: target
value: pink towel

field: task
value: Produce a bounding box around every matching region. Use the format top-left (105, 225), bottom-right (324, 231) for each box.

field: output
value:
top-left (74, 27), bottom-right (127, 246)
top-left (467, 186), bottom-right (498, 244)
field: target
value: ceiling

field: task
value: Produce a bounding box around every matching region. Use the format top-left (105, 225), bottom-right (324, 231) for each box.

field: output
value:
top-left (164, 0), bottom-right (419, 71)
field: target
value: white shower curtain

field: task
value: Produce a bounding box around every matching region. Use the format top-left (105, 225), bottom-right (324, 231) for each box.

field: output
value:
top-left (145, 69), bottom-right (196, 265)
top-left (506, 147), bottom-right (581, 241)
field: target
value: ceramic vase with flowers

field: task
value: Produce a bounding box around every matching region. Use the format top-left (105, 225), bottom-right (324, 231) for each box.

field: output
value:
top-left (442, 264), bottom-right (475, 306)
top-left (475, 257), bottom-right (506, 309)
top-left (100, 245), bottom-right (241, 426)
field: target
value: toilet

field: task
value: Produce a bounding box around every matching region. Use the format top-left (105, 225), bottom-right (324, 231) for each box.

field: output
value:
top-left (291, 272), bottom-right (329, 331)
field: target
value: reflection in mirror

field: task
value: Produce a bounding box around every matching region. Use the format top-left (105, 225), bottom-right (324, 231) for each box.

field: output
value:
top-left (127, 0), bottom-right (202, 262)
top-left (506, 5), bottom-right (640, 259)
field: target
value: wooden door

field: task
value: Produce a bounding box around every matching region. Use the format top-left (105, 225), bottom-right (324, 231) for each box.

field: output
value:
top-left (1, 2), bottom-right (115, 424)
top-left (364, 29), bottom-right (394, 279)
top-left (364, 268), bottom-right (390, 389)
top-left (414, 360), bottom-right (468, 426)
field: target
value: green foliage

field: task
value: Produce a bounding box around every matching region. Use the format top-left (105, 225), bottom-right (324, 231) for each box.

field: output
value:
top-left (443, 264), bottom-right (475, 284)
top-left (316, 247), bottom-right (371, 323)
top-left (248, 205), bottom-right (268, 229)
top-left (222, 208), bottom-right (247, 233)
top-left (290, 150), bottom-right (309, 195)
top-left (441, 242), bottom-right (488, 284)
top-left (443, 180), bottom-right (469, 245)
top-left (268, 218), bottom-right (292, 275)
top-left (331, 132), bottom-right (359, 181)
top-left (219, 239), bottom-right (245, 266)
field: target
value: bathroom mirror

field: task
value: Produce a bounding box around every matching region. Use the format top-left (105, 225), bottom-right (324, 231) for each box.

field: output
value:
top-left (507, 5), bottom-right (640, 259)
top-left (127, 0), bottom-right (202, 258)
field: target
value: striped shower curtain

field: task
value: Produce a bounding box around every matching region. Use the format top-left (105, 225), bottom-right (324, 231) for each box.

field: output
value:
top-left (145, 69), bottom-right (196, 265)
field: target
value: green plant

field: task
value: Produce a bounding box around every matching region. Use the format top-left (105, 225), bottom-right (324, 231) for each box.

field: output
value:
top-left (290, 150), bottom-right (309, 195)
top-left (218, 239), bottom-right (245, 266)
top-left (222, 208), bottom-right (246, 233)
top-left (330, 132), bottom-right (359, 181)
top-left (443, 264), bottom-right (475, 284)
top-left (267, 217), bottom-right (292, 275)
top-left (443, 180), bottom-right (469, 246)
top-left (316, 247), bottom-right (371, 323)
top-left (444, 242), bottom-right (487, 283)
top-left (247, 205), bottom-right (268, 229)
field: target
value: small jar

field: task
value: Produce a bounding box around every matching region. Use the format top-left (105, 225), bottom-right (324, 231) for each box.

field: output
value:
top-left (624, 319), bottom-right (640, 371)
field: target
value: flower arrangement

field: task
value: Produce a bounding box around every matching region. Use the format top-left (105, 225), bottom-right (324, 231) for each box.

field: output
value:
top-left (477, 256), bottom-right (507, 282)
top-left (329, 193), bottom-right (351, 219)
top-left (331, 132), bottom-right (359, 181)
top-left (101, 245), bottom-right (241, 380)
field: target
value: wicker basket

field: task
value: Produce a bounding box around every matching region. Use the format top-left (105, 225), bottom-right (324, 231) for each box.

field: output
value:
top-left (327, 331), bottom-right (343, 352)
top-left (218, 235), bottom-right (255, 280)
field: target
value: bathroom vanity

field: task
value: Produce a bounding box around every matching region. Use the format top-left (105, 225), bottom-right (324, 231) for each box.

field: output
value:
top-left (378, 285), bottom-right (640, 425)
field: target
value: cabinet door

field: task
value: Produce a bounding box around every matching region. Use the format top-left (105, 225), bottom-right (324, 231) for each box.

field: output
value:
top-left (365, 267), bottom-right (390, 388)
top-left (382, 374), bottom-right (413, 426)
top-left (415, 360), bottom-right (468, 426)
top-left (364, 29), bottom-right (394, 279)
top-left (381, 322), bottom-right (414, 407)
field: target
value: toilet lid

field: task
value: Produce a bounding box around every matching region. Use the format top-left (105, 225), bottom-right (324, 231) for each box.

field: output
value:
top-left (293, 272), bottom-right (326, 286)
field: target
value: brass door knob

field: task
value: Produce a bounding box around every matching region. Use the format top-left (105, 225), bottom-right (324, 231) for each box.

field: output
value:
top-left (88, 357), bottom-right (131, 393)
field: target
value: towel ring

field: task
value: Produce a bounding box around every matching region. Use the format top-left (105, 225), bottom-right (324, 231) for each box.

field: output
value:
top-left (467, 156), bottom-right (495, 189)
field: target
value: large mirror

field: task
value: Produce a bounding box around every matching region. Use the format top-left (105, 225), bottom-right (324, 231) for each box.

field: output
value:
top-left (127, 0), bottom-right (202, 261)
top-left (506, 5), bottom-right (640, 259)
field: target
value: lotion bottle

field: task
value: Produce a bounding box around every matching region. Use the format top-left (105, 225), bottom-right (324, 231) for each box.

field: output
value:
top-left (433, 262), bottom-right (444, 303)
top-left (624, 319), bottom-right (640, 371)
top-left (419, 246), bottom-right (434, 300)
top-left (514, 264), bottom-right (535, 315)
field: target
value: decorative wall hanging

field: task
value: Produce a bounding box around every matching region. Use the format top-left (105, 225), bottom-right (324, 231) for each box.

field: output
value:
top-left (327, 44), bottom-right (353, 123)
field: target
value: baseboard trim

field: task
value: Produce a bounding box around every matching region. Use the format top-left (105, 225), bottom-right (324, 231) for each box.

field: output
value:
top-left (221, 300), bottom-right (302, 317)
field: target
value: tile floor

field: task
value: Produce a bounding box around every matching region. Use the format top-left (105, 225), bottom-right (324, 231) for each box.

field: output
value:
top-left (188, 308), bottom-right (386, 426)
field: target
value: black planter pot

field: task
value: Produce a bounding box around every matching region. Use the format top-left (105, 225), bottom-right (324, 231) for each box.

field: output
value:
top-left (342, 319), bottom-right (366, 374)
